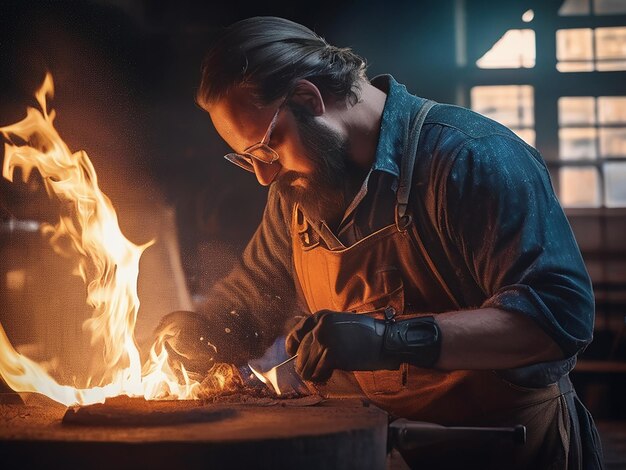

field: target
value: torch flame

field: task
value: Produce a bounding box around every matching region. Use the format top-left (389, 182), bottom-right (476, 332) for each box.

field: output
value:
top-left (0, 73), bottom-right (220, 405)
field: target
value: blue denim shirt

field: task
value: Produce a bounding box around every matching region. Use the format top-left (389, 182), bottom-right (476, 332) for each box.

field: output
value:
top-left (200, 75), bottom-right (595, 387)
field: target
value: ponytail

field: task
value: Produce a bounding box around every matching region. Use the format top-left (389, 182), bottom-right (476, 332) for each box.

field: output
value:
top-left (197, 17), bottom-right (367, 109)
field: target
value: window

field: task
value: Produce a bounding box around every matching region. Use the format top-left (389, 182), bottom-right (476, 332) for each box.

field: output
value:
top-left (557, 27), bottom-right (626, 72)
top-left (463, 2), bottom-right (626, 209)
top-left (560, 167), bottom-right (601, 206)
top-left (559, 0), bottom-right (626, 16)
top-left (476, 29), bottom-right (535, 69)
top-left (471, 85), bottom-right (535, 146)
top-left (558, 96), bottom-right (626, 207)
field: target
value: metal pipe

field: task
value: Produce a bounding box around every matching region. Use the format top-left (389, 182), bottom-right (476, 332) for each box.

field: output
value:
top-left (389, 418), bottom-right (526, 450)
top-left (0, 219), bottom-right (41, 233)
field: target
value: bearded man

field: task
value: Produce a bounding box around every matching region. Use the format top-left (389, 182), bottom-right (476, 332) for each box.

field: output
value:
top-left (156, 16), bottom-right (603, 470)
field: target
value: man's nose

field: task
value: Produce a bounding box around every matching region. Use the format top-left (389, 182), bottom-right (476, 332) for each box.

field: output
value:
top-left (252, 159), bottom-right (282, 186)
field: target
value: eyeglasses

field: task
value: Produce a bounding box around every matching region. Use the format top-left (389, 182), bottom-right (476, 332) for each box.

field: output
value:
top-left (223, 100), bottom-right (285, 173)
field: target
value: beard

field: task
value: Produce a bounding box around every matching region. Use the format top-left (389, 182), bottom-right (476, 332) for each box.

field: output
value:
top-left (274, 104), bottom-right (352, 226)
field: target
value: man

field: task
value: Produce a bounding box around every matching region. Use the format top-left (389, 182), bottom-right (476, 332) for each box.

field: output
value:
top-left (157, 16), bottom-right (603, 469)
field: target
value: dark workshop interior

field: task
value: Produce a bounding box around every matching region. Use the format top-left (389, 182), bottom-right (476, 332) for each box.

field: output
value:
top-left (0, 0), bottom-right (625, 468)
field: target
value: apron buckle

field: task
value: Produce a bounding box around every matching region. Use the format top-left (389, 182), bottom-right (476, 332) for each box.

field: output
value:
top-left (384, 306), bottom-right (397, 322)
top-left (394, 204), bottom-right (412, 231)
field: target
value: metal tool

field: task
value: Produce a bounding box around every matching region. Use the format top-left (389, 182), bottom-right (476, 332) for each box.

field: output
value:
top-left (248, 355), bottom-right (308, 396)
top-left (389, 419), bottom-right (526, 450)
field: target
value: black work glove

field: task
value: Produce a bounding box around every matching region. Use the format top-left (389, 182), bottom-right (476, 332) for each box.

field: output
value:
top-left (285, 310), bottom-right (441, 382)
top-left (152, 310), bottom-right (229, 381)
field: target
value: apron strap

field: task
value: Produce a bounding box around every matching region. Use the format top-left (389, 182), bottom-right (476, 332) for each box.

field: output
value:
top-left (392, 98), bottom-right (465, 308)
top-left (558, 376), bottom-right (582, 470)
top-left (559, 375), bottom-right (606, 470)
top-left (395, 99), bottom-right (437, 229)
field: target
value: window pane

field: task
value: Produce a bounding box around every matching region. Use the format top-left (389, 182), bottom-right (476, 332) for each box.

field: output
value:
top-left (604, 162), bottom-right (626, 207)
top-left (599, 128), bottom-right (626, 157)
top-left (596, 27), bottom-right (626, 71)
top-left (598, 97), bottom-right (626, 124)
top-left (559, 128), bottom-right (598, 159)
top-left (559, 167), bottom-right (601, 207)
top-left (476, 29), bottom-right (535, 69)
top-left (471, 85), bottom-right (534, 128)
top-left (557, 61), bottom-right (596, 72)
top-left (594, 0), bottom-right (626, 15)
top-left (596, 60), bottom-right (626, 71)
top-left (559, 0), bottom-right (591, 15)
top-left (519, 86), bottom-right (534, 127)
top-left (559, 97), bottom-right (596, 125)
top-left (557, 29), bottom-right (593, 61)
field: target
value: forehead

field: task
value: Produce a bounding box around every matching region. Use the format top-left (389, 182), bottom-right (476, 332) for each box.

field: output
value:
top-left (207, 87), bottom-right (278, 150)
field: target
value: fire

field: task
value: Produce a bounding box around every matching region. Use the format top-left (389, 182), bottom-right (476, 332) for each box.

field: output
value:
top-left (0, 73), bottom-right (227, 406)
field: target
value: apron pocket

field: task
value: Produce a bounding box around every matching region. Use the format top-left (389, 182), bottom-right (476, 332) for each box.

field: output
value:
top-left (345, 267), bottom-right (405, 313)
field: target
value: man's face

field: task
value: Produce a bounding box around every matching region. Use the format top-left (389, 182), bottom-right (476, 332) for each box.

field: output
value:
top-left (275, 103), bottom-right (351, 221)
top-left (208, 87), bottom-right (351, 221)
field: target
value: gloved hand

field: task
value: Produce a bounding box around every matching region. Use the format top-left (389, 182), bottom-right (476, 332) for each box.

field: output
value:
top-left (285, 309), bottom-right (441, 382)
top-left (152, 310), bottom-right (227, 381)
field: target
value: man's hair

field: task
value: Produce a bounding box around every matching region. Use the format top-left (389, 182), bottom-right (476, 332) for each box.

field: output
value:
top-left (196, 16), bottom-right (367, 109)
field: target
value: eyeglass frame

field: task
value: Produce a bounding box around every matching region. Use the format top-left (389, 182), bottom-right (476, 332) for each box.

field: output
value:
top-left (223, 98), bottom-right (287, 173)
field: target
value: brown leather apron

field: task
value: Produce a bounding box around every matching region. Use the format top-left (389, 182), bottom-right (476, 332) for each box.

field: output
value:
top-left (290, 100), bottom-right (577, 468)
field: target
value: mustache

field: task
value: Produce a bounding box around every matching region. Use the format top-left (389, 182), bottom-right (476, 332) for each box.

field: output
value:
top-left (276, 170), bottom-right (306, 187)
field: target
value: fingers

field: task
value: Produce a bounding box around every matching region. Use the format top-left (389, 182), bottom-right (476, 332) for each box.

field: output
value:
top-left (309, 348), bottom-right (333, 382)
top-left (285, 311), bottom-right (325, 355)
top-left (294, 328), bottom-right (334, 383)
top-left (154, 310), bottom-right (196, 336)
top-left (162, 341), bottom-right (190, 379)
top-left (285, 318), bottom-right (306, 356)
top-left (163, 337), bottom-right (214, 378)
top-left (154, 311), bottom-right (219, 379)
top-left (287, 311), bottom-right (341, 382)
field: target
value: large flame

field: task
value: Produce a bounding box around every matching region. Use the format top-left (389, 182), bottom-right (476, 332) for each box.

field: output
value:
top-left (0, 73), bottom-right (230, 406)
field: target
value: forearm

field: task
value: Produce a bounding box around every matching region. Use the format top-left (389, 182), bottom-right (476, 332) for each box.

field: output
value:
top-left (434, 308), bottom-right (565, 370)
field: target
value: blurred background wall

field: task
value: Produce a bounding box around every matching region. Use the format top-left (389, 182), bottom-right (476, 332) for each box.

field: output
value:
top-left (0, 0), bottom-right (625, 415)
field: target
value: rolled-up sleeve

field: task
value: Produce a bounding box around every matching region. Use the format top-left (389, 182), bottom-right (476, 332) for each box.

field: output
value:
top-left (440, 134), bottom-right (594, 357)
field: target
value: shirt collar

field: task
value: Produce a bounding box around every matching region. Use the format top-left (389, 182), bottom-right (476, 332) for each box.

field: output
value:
top-left (334, 75), bottom-right (417, 233)
top-left (300, 75), bottom-right (420, 248)
top-left (370, 74), bottom-right (417, 178)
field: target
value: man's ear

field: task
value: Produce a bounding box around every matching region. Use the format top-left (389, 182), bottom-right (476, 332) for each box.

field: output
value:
top-left (288, 79), bottom-right (325, 116)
